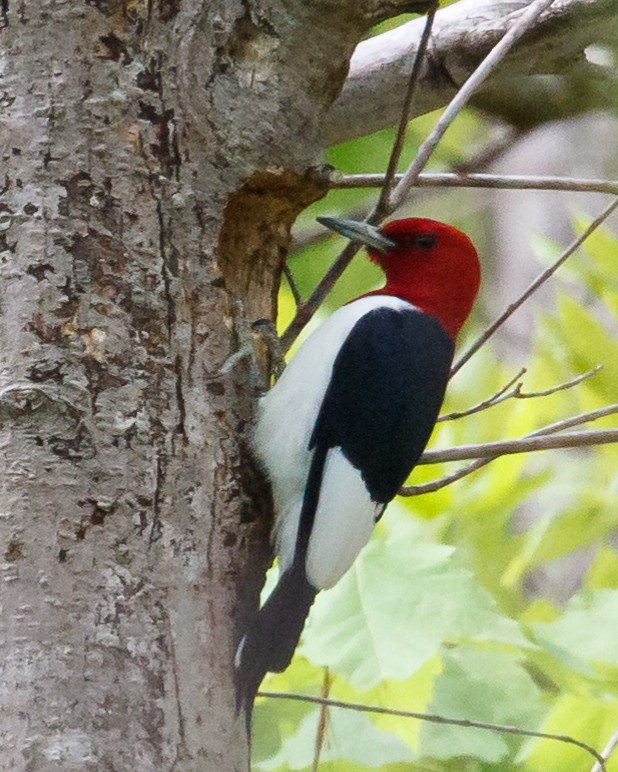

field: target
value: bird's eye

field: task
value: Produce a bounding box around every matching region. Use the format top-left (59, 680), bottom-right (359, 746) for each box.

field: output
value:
top-left (412, 233), bottom-right (437, 250)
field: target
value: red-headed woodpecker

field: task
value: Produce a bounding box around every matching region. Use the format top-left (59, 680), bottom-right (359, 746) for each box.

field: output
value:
top-left (237, 216), bottom-right (481, 709)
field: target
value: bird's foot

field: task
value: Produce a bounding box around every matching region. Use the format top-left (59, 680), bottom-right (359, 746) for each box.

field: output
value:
top-left (218, 297), bottom-right (258, 379)
top-left (217, 299), bottom-right (285, 392)
top-left (251, 318), bottom-right (286, 384)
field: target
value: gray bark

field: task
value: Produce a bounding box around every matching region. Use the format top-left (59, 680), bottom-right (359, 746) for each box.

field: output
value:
top-left (0, 1), bottom-right (431, 770)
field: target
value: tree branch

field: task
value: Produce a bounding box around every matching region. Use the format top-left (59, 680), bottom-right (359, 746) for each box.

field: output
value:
top-left (282, 0), bottom-right (564, 350)
top-left (591, 729), bottom-right (618, 772)
top-left (402, 403), bottom-right (618, 495)
top-left (311, 669), bottom-right (331, 772)
top-left (280, 8), bottom-right (437, 352)
top-left (259, 691), bottom-right (607, 771)
top-left (325, 0), bottom-right (617, 146)
top-left (417, 428), bottom-right (618, 465)
top-left (374, 4), bottom-right (438, 219)
top-left (438, 365), bottom-right (601, 422)
top-left (438, 367), bottom-right (527, 421)
top-left (332, 172), bottom-right (618, 196)
top-left (386, 0), bottom-right (558, 213)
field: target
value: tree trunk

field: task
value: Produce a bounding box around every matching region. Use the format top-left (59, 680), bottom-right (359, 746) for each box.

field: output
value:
top-left (0, 1), bottom-right (428, 769)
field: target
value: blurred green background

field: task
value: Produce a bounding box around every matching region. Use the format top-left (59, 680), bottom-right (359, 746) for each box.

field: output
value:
top-left (253, 9), bottom-right (618, 770)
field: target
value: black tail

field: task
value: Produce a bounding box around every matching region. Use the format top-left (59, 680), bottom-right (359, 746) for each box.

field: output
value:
top-left (236, 562), bottom-right (317, 715)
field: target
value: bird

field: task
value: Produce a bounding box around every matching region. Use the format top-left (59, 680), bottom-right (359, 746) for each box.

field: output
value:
top-left (236, 215), bottom-right (481, 713)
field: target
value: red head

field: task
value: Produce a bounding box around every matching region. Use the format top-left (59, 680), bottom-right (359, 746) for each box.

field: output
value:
top-left (368, 218), bottom-right (481, 339)
top-left (318, 216), bottom-right (481, 339)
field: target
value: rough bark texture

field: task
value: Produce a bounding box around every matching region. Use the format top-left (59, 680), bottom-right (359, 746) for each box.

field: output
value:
top-left (0, 1), bottom-right (431, 770)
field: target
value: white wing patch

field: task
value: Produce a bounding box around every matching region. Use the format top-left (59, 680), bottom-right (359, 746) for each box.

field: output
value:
top-left (306, 448), bottom-right (383, 590)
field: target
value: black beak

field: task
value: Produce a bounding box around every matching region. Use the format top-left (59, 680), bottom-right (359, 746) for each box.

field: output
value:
top-left (317, 216), bottom-right (396, 253)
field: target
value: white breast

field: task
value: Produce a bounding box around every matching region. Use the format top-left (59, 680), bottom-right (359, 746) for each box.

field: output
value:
top-left (253, 294), bottom-right (413, 587)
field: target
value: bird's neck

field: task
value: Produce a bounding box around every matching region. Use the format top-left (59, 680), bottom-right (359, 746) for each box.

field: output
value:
top-left (366, 281), bottom-right (475, 340)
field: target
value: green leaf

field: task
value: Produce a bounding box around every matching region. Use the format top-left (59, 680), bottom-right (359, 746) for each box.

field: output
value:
top-left (255, 707), bottom-right (414, 770)
top-left (531, 589), bottom-right (618, 670)
top-left (521, 693), bottom-right (618, 772)
top-left (420, 646), bottom-right (545, 763)
top-left (300, 510), bottom-right (527, 689)
top-left (252, 659), bottom-right (326, 766)
top-left (585, 547), bottom-right (618, 590)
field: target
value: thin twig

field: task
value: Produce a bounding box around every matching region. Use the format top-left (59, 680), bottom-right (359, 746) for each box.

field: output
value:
top-left (282, 0), bottom-right (558, 351)
top-left (282, 263), bottom-right (302, 307)
top-left (387, 0), bottom-right (559, 212)
top-left (417, 429), bottom-right (618, 465)
top-left (258, 691), bottom-right (606, 771)
top-left (280, 240), bottom-right (361, 352)
top-left (311, 669), bottom-right (331, 772)
top-left (516, 365), bottom-right (603, 399)
top-left (590, 729), bottom-right (618, 772)
top-left (438, 367), bottom-right (527, 421)
top-left (439, 365), bottom-right (601, 422)
top-left (280, 7), bottom-right (436, 354)
top-left (401, 406), bottom-right (618, 495)
top-left (530, 404), bottom-right (618, 436)
top-left (374, 3), bottom-right (438, 220)
top-left (293, 171), bottom-right (618, 253)
top-left (333, 172), bottom-right (618, 196)
top-left (451, 196), bottom-right (618, 377)
top-left (402, 458), bottom-right (489, 495)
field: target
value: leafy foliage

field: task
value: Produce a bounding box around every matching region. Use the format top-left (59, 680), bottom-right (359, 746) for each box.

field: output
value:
top-left (253, 109), bottom-right (618, 770)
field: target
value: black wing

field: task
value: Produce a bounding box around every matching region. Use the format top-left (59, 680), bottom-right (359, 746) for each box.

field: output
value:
top-left (310, 305), bottom-right (454, 503)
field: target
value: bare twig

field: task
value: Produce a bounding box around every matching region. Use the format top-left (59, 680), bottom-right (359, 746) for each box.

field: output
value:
top-left (281, 8), bottom-right (436, 353)
top-left (282, 0), bottom-right (560, 351)
top-left (531, 404), bottom-right (618, 436)
top-left (590, 729), bottom-right (618, 772)
top-left (374, 3), bottom-right (438, 219)
top-left (387, 0), bottom-right (559, 212)
top-left (333, 172), bottom-right (618, 196)
top-left (292, 171), bottom-right (618, 255)
top-left (451, 196), bottom-right (618, 377)
top-left (311, 669), bottom-right (331, 772)
top-left (516, 365), bottom-right (603, 399)
top-left (417, 429), bottom-right (618, 465)
top-left (282, 263), bottom-right (302, 307)
top-left (439, 365), bottom-right (602, 422)
top-left (402, 458), bottom-right (489, 495)
top-left (402, 404), bottom-right (618, 495)
top-left (438, 367), bottom-right (527, 421)
top-left (280, 240), bottom-right (362, 353)
top-left (293, 171), bottom-right (618, 259)
top-left (258, 691), bottom-right (607, 771)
